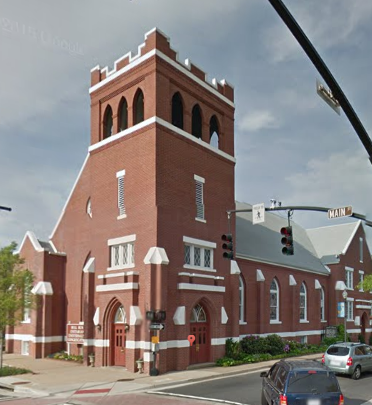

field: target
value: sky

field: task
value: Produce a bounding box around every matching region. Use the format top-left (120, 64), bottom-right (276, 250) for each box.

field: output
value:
top-left (0, 0), bottom-right (372, 250)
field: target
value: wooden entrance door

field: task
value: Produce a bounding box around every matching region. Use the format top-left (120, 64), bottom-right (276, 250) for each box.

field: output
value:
top-left (113, 324), bottom-right (126, 366)
top-left (190, 304), bottom-right (210, 364)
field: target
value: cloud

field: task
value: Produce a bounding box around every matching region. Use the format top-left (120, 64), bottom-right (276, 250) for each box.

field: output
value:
top-left (239, 110), bottom-right (279, 132)
top-left (264, 1), bottom-right (372, 63)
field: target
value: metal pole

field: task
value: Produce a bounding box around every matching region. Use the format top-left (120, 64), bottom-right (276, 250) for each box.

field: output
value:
top-left (344, 298), bottom-right (347, 343)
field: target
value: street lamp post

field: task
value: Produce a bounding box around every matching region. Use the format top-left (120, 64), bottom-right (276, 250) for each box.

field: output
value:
top-left (342, 290), bottom-right (348, 342)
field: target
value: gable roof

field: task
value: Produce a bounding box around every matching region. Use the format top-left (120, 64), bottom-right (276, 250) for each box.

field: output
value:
top-left (306, 221), bottom-right (361, 260)
top-left (235, 202), bottom-right (330, 275)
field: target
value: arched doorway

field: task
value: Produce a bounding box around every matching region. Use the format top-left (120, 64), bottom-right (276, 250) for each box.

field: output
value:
top-left (361, 312), bottom-right (368, 342)
top-left (190, 303), bottom-right (210, 364)
top-left (111, 306), bottom-right (127, 366)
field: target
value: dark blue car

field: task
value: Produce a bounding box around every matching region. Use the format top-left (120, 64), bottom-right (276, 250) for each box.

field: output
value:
top-left (260, 360), bottom-right (344, 405)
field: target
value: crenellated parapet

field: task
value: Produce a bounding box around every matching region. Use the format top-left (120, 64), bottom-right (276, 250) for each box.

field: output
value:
top-left (90, 27), bottom-right (234, 102)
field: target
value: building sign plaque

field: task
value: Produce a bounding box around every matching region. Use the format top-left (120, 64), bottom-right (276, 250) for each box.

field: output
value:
top-left (66, 324), bottom-right (84, 344)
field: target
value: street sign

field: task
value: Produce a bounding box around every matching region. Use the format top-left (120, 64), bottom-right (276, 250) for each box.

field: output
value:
top-left (252, 203), bottom-right (265, 224)
top-left (151, 336), bottom-right (159, 344)
top-left (328, 206), bottom-right (352, 219)
top-left (316, 79), bottom-right (341, 115)
top-left (149, 323), bottom-right (165, 331)
top-left (337, 302), bottom-right (345, 318)
top-left (325, 326), bottom-right (337, 338)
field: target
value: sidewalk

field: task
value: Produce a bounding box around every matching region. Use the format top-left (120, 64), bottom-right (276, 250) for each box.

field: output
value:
top-left (0, 352), bottom-right (322, 400)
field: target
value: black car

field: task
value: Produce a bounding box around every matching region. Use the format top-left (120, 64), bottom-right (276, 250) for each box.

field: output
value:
top-left (260, 360), bottom-right (344, 405)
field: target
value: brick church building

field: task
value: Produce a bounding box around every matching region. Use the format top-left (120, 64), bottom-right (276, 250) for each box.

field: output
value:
top-left (6, 29), bottom-right (372, 374)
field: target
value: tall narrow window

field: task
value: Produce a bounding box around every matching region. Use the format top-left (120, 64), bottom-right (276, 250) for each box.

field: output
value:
top-left (117, 170), bottom-right (125, 217)
top-left (270, 279), bottom-right (279, 322)
top-left (346, 300), bottom-right (353, 321)
top-left (239, 276), bottom-right (245, 323)
top-left (300, 283), bottom-right (307, 321)
top-left (133, 89), bottom-right (144, 125)
top-left (359, 271), bottom-right (364, 292)
top-left (209, 115), bottom-right (219, 149)
top-left (320, 287), bottom-right (325, 321)
top-left (172, 92), bottom-right (183, 129)
top-left (103, 105), bottom-right (113, 139)
top-left (119, 97), bottom-right (128, 132)
top-left (194, 175), bottom-right (205, 220)
top-left (191, 104), bottom-right (202, 139)
top-left (359, 237), bottom-right (363, 263)
top-left (345, 267), bottom-right (354, 289)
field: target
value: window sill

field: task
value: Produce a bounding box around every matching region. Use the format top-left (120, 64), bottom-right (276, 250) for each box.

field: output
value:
top-left (239, 321), bottom-right (247, 325)
top-left (346, 288), bottom-right (354, 291)
top-left (270, 320), bottom-right (282, 325)
top-left (183, 264), bottom-right (216, 273)
top-left (107, 264), bottom-right (135, 271)
top-left (346, 319), bottom-right (354, 322)
top-left (300, 320), bottom-right (309, 323)
top-left (117, 214), bottom-right (127, 220)
top-left (21, 319), bottom-right (31, 324)
top-left (321, 320), bottom-right (328, 323)
top-left (195, 217), bottom-right (206, 223)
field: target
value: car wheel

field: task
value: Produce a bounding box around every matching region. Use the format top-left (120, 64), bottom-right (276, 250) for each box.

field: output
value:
top-left (261, 391), bottom-right (268, 405)
top-left (352, 366), bottom-right (361, 380)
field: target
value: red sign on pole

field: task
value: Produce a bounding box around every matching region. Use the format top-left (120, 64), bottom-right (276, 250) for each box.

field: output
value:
top-left (66, 324), bottom-right (84, 344)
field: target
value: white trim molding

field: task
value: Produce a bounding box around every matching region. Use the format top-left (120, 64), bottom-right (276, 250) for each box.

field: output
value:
top-left (194, 174), bottom-right (205, 183)
top-left (108, 234), bottom-right (136, 246)
top-left (230, 260), bottom-right (241, 275)
top-left (173, 306), bottom-right (186, 325)
top-left (15, 231), bottom-right (44, 254)
top-left (5, 334), bottom-right (64, 343)
top-left (315, 279), bottom-right (322, 290)
top-left (129, 306), bottom-right (142, 326)
top-left (96, 282), bottom-right (139, 292)
top-left (289, 275), bottom-right (297, 286)
top-left (178, 283), bottom-right (225, 293)
top-left (183, 236), bottom-right (216, 249)
top-left (221, 307), bottom-right (228, 324)
top-left (31, 281), bottom-right (53, 296)
top-left (256, 269), bottom-right (265, 282)
top-left (144, 247), bottom-right (169, 265)
top-left (83, 257), bottom-right (95, 273)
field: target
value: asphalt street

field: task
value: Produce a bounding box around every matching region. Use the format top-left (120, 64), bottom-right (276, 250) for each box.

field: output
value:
top-left (157, 369), bottom-right (372, 405)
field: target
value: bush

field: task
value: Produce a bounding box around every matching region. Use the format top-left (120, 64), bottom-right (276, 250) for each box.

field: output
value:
top-left (0, 366), bottom-right (31, 377)
top-left (240, 335), bottom-right (269, 355)
top-left (225, 338), bottom-right (241, 359)
top-left (266, 334), bottom-right (284, 355)
top-left (50, 352), bottom-right (83, 363)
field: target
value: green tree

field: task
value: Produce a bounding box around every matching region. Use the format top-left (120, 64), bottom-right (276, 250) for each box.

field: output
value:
top-left (0, 242), bottom-right (35, 369)
top-left (357, 275), bottom-right (372, 292)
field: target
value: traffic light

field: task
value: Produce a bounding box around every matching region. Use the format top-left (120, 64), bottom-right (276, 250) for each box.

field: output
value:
top-left (222, 234), bottom-right (234, 259)
top-left (281, 226), bottom-right (294, 255)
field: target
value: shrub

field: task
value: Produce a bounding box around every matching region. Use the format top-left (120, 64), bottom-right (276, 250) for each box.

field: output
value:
top-left (240, 335), bottom-right (268, 355)
top-left (225, 338), bottom-right (241, 359)
top-left (266, 334), bottom-right (284, 355)
top-left (50, 351), bottom-right (83, 363)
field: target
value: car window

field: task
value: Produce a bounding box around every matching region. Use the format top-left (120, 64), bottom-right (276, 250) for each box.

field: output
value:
top-left (275, 367), bottom-right (287, 392)
top-left (287, 371), bottom-right (339, 394)
top-left (361, 346), bottom-right (371, 355)
top-left (268, 364), bottom-right (280, 382)
top-left (354, 347), bottom-right (363, 356)
top-left (326, 346), bottom-right (349, 356)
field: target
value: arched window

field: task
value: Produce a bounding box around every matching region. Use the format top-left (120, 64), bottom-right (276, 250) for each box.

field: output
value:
top-left (118, 97), bottom-right (128, 132)
top-left (172, 92), bottom-right (183, 129)
top-left (300, 282), bottom-right (307, 321)
top-left (320, 287), bottom-right (325, 321)
top-left (191, 104), bottom-right (202, 139)
top-left (239, 275), bottom-right (245, 323)
top-left (133, 89), bottom-right (144, 125)
top-left (190, 304), bottom-right (207, 323)
top-left (209, 115), bottom-right (219, 148)
top-left (270, 279), bottom-right (279, 322)
top-left (114, 306), bottom-right (127, 323)
top-left (103, 105), bottom-right (113, 139)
